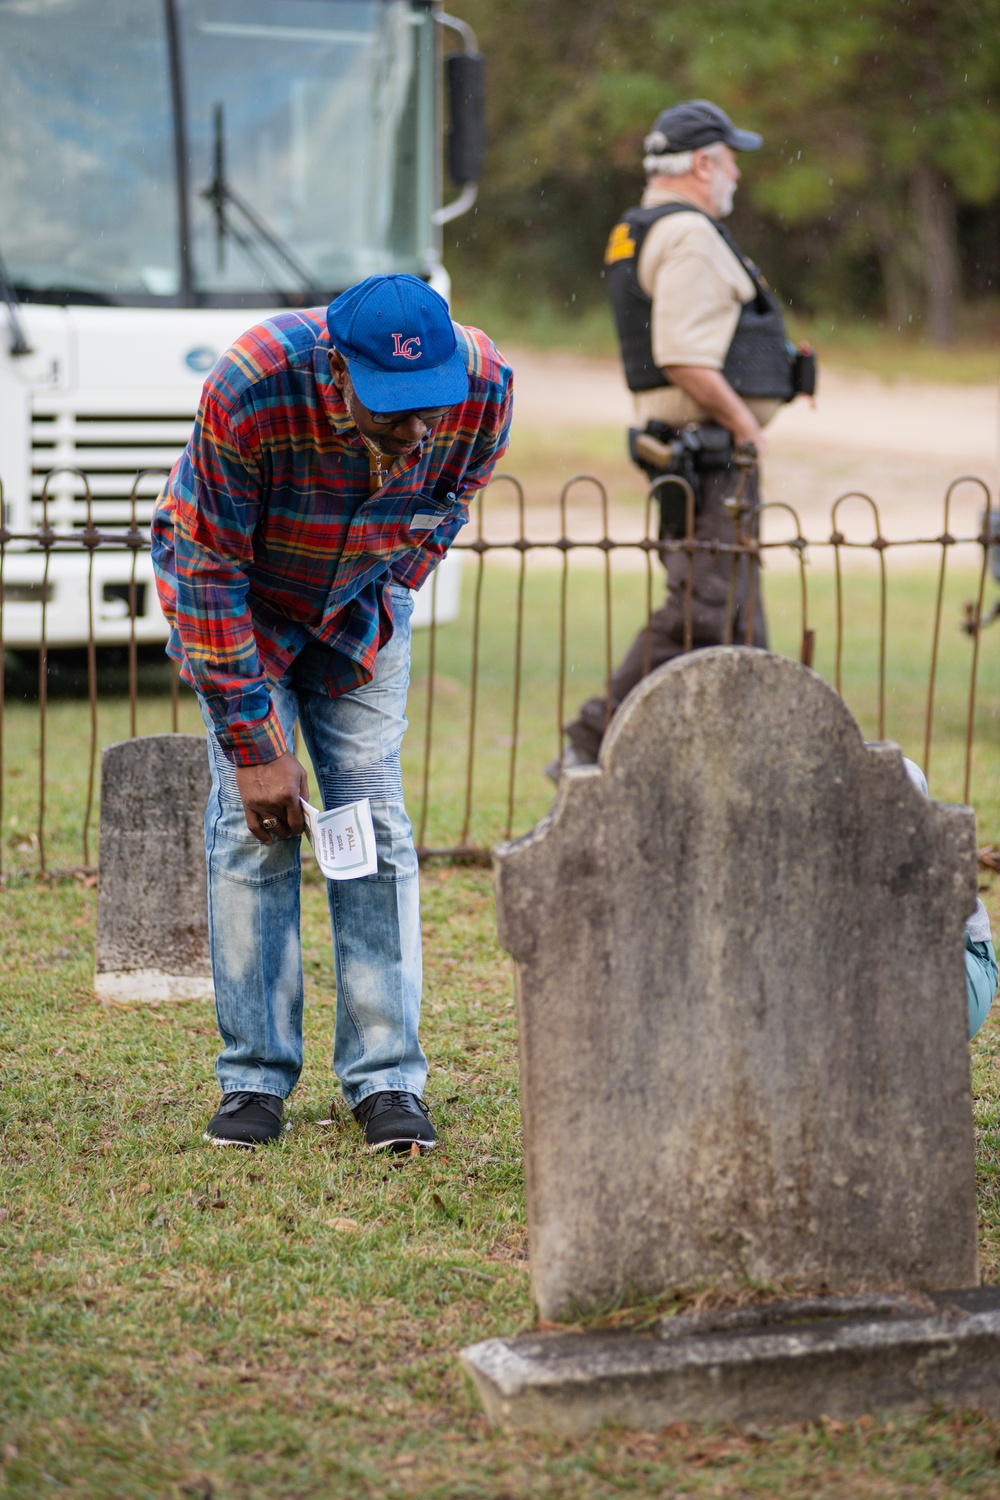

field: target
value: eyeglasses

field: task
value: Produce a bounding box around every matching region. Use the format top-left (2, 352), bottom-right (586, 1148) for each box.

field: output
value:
top-left (369, 406), bottom-right (452, 428)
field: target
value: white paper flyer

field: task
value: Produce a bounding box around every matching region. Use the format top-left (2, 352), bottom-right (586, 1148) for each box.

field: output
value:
top-left (299, 797), bottom-right (377, 881)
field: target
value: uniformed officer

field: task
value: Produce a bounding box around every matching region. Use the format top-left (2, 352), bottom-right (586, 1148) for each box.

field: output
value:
top-left (559, 99), bottom-right (814, 770)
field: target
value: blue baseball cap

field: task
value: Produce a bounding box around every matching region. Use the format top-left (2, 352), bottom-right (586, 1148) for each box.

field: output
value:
top-left (326, 274), bottom-right (469, 413)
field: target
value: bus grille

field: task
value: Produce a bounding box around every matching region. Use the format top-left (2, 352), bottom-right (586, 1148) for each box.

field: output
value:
top-left (30, 402), bottom-right (194, 531)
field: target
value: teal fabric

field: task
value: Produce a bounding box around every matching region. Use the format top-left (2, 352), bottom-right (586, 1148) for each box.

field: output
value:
top-left (967, 935), bottom-right (998, 1040)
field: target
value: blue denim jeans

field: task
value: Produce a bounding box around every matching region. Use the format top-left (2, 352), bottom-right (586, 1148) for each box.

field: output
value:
top-left (199, 584), bottom-right (425, 1108)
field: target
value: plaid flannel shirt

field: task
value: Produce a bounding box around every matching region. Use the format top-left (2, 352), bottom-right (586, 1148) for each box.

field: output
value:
top-left (151, 308), bottom-right (512, 766)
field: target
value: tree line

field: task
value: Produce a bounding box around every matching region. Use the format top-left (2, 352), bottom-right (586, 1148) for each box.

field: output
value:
top-left (446, 0), bottom-right (1000, 344)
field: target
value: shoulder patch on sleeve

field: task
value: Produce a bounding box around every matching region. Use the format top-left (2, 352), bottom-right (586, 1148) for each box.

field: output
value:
top-left (605, 221), bottom-right (636, 265)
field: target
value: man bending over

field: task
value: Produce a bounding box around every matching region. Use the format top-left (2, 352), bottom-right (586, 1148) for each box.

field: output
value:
top-left (152, 275), bottom-right (512, 1151)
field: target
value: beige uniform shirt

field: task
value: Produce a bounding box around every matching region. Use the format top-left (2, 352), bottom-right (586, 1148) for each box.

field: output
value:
top-left (631, 184), bottom-right (781, 429)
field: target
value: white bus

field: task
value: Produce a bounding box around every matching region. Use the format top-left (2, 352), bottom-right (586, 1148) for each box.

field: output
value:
top-left (0, 0), bottom-right (479, 650)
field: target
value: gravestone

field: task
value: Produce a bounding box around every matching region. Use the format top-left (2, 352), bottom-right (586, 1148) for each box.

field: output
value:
top-left (461, 648), bottom-right (990, 1430)
top-left (95, 734), bottom-right (214, 1003)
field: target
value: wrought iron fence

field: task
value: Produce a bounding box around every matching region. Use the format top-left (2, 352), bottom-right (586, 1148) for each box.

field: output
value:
top-left (0, 465), bottom-right (997, 881)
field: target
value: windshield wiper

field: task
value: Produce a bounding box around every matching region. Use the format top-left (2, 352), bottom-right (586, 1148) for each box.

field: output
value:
top-left (0, 245), bottom-right (32, 356)
top-left (201, 102), bottom-right (319, 299)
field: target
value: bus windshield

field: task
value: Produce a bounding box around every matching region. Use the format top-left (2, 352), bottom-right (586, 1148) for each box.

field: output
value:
top-left (0, 0), bottom-right (435, 305)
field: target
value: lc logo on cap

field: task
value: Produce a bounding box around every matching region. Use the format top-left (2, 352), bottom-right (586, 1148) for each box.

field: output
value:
top-left (391, 334), bottom-right (422, 360)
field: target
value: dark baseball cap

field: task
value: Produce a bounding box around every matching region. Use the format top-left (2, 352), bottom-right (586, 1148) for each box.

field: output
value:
top-left (326, 273), bottom-right (469, 413)
top-left (644, 99), bottom-right (763, 155)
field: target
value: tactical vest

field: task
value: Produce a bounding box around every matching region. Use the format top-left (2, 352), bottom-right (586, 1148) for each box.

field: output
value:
top-left (605, 202), bottom-right (795, 401)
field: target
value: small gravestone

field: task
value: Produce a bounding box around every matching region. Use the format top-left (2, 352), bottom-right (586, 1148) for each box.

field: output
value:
top-left (95, 735), bottom-right (213, 1003)
top-left (462, 647), bottom-right (991, 1430)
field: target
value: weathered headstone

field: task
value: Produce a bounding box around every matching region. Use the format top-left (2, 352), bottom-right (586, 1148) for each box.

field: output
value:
top-left (462, 648), bottom-right (990, 1429)
top-left (95, 734), bottom-right (214, 1003)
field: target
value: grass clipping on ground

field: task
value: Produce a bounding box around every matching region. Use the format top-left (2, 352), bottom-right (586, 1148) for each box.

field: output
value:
top-left (2, 855), bottom-right (1000, 1499)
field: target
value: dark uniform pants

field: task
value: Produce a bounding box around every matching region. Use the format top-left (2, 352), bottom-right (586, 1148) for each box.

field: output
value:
top-left (565, 463), bottom-right (766, 760)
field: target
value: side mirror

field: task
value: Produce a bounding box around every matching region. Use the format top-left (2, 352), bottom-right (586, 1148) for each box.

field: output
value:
top-left (445, 51), bottom-right (485, 185)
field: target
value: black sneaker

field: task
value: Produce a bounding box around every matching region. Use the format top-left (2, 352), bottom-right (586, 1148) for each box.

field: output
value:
top-left (204, 1092), bottom-right (283, 1147)
top-left (352, 1091), bottom-right (436, 1154)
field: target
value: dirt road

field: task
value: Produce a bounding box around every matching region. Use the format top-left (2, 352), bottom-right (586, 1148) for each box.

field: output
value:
top-left (500, 347), bottom-right (999, 547)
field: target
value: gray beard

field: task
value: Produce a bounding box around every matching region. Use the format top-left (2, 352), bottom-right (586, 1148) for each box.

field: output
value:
top-left (713, 179), bottom-right (736, 218)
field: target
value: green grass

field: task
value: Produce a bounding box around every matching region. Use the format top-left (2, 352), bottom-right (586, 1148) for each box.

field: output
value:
top-left (0, 653), bottom-right (205, 878)
top-left (2, 559), bottom-right (999, 1495)
top-left (448, 288), bottom-right (622, 359)
top-left (788, 309), bottom-right (1000, 386)
top-left (2, 859), bottom-right (1000, 1496)
top-left (449, 288), bottom-right (1000, 384)
top-left (403, 559), bottom-right (998, 853)
top-left (3, 562), bottom-right (996, 876)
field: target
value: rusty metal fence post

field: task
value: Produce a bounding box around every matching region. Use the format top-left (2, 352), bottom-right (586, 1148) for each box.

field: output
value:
top-left (0, 464), bottom-right (996, 880)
